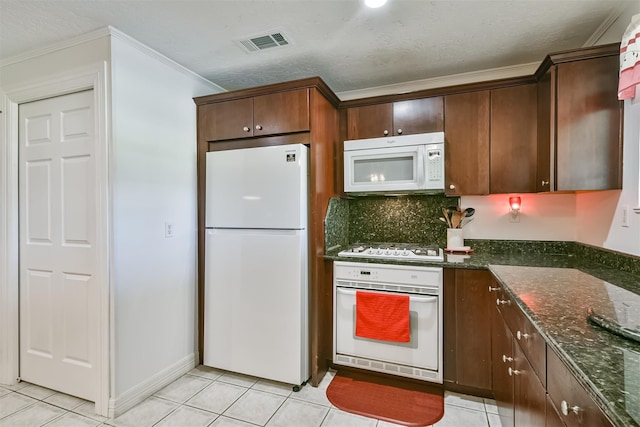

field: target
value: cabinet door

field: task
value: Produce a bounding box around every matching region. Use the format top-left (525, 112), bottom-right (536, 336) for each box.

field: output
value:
top-left (556, 56), bottom-right (622, 191)
top-left (199, 98), bottom-right (253, 141)
top-left (444, 91), bottom-right (490, 195)
top-left (346, 103), bottom-right (393, 139)
top-left (513, 343), bottom-right (546, 427)
top-left (546, 395), bottom-right (565, 427)
top-left (253, 89), bottom-right (310, 136)
top-left (490, 84), bottom-right (538, 194)
top-left (492, 305), bottom-right (514, 427)
top-left (453, 270), bottom-right (493, 391)
top-left (547, 347), bottom-right (613, 427)
top-left (393, 97), bottom-right (444, 135)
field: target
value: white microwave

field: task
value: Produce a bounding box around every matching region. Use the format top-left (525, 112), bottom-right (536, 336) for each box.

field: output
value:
top-left (343, 132), bottom-right (445, 194)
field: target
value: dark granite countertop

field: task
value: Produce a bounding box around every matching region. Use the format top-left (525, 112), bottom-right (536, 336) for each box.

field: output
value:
top-left (489, 265), bottom-right (640, 427)
top-left (325, 247), bottom-right (640, 427)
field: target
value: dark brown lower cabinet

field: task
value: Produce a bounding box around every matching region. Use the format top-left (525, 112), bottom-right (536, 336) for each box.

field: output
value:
top-left (491, 305), bottom-right (515, 427)
top-left (546, 395), bottom-right (565, 427)
top-left (513, 343), bottom-right (546, 426)
top-left (491, 282), bottom-right (546, 427)
top-left (547, 347), bottom-right (613, 427)
top-left (444, 269), bottom-right (493, 395)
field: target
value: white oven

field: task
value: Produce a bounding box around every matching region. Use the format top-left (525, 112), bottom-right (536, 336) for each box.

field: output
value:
top-left (333, 261), bottom-right (443, 383)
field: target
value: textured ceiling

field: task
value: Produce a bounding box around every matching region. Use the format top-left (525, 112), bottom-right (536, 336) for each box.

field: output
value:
top-left (0, 0), bottom-right (633, 94)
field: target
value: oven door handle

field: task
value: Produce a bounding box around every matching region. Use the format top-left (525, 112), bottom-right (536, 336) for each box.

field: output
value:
top-left (337, 287), bottom-right (438, 303)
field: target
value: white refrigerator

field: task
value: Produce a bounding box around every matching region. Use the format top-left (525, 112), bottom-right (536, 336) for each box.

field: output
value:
top-left (203, 144), bottom-right (309, 387)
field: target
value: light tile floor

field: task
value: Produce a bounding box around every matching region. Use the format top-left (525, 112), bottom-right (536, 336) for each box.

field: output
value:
top-left (0, 367), bottom-right (502, 427)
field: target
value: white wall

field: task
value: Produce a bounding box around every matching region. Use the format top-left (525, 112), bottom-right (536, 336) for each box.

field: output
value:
top-left (109, 33), bottom-right (220, 398)
top-left (461, 193), bottom-right (577, 241)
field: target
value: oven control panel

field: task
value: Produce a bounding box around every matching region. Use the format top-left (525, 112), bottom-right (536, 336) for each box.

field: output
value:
top-left (334, 261), bottom-right (442, 290)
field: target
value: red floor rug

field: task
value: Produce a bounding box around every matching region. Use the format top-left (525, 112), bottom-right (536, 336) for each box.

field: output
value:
top-left (326, 370), bottom-right (444, 426)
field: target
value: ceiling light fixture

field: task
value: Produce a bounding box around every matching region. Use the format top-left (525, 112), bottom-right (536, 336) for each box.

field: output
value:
top-left (364, 0), bottom-right (388, 8)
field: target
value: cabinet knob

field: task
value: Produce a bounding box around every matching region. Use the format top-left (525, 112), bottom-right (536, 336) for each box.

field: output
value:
top-left (397, 128), bottom-right (403, 135)
top-left (496, 298), bottom-right (510, 306)
top-left (502, 355), bottom-right (513, 363)
top-left (508, 367), bottom-right (520, 376)
top-left (488, 286), bottom-right (500, 292)
top-left (383, 129), bottom-right (389, 136)
top-left (561, 400), bottom-right (581, 416)
top-left (516, 331), bottom-right (530, 340)
top-left (243, 126), bottom-right (250, 132)
top-left (541, 180), bottom-right (549, 186)
top-left (255, 124), bottom-right (263, 131)
top-left (449, 184), bottom-right (456, 190)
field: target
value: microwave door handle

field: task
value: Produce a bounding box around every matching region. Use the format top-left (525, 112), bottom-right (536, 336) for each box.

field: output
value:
top-left (417, 145), bottom-right (426, 188)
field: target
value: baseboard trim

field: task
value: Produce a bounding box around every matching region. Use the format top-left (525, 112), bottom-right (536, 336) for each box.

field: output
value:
top-left (108, 353), bottom-right (196, 418)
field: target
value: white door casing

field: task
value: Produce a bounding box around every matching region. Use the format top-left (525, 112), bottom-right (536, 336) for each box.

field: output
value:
top-left (19, 90), bottom-right (99, 401)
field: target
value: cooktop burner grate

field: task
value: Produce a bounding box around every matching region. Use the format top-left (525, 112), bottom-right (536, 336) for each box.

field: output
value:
top-left (337, 243), bottom-right (444, 262)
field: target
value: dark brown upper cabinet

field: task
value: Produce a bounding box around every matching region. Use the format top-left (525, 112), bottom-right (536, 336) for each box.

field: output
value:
top-left (536, 44), bottom-right (623, 192)
top-left (199, 88), bottom-right (310, 141)
top-left (346, 97), bottom-right (443, 140)
top-left (490, 84), bottom-right (538, 194)
top-left (444, 90), bottom-right (490, 196)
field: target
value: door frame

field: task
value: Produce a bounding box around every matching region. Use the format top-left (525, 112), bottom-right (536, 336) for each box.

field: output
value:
top-left (0, 62), bottom-right (110, 416)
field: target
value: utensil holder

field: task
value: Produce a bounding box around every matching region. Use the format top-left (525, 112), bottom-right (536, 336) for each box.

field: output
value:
top-left (447, 228), bottom-right (464, 249)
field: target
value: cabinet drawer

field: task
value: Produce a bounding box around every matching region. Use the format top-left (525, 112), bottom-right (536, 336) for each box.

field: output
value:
top-left (547, 347), bottom-right (613, 427)
top-left (494, 285), bottom-right (546, 386)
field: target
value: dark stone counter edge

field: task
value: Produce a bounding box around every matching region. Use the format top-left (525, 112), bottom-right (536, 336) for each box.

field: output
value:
top-left (488, 266), bottom-right (626, 427)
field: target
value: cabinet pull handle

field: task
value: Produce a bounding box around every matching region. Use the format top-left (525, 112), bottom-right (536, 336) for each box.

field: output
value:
top-left (383, 129), bottom-right (389, 136)
top-left (255, 124), bottom-right (263, 131)
top-left (449, 184), bottom-right (456, 190)
top-left (561, 400), bottom-right (581, 416)
top-left (541, 180), bottom-right (549, 186)
top-left (488, 286), bottom-right (500, 292)
top-left (496, 298), bottom-right (510, 306)
top-left (508, 367), bottom-right (520, 376)
top-left (243, 126), bottom-right (250, 132)
top-left (516, 331), bottom-right (530, 340)
top-left (502, 355), bottom-right (513, 363)
top-left (397, 128), bottom-right (403, 135)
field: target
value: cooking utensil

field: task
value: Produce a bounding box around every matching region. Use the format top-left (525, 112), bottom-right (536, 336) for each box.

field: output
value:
top-left (442, 208), bottom-right (453, 228)
top-left (451, 210), bottom-right (463, 228)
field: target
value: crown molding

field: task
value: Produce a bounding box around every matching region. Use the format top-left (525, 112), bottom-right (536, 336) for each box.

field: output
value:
top-left (0, 26), bottom-right (222, 92)
top-left (0, 27), bottom-right (112, 68)
top-left (336, 61), bottom-right (539, 101)
top-left (583, 3), bottom-right (628, 47)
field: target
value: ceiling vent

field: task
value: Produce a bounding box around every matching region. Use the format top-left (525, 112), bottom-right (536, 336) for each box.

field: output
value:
top-left (236, 30), bottom-right (292, 53)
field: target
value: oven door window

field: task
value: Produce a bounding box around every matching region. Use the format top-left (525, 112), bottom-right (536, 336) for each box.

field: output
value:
top-left (335, 288), bottom-right (439, 371)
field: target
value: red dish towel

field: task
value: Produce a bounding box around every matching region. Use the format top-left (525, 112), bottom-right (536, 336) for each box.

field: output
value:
top-left (355, 291), bottom-right (410, 343)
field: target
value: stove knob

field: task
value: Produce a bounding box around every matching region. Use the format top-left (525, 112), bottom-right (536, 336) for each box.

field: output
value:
top-left (393, 249), bottom-right (401, 255)
top-left (384, 248), bottom-right (392, 255)
top-left (402, 249), bottom-right (410, 256)
top-left (376, 249), bottom-right (383, 255)
top-left (366, 248), bottom-right (374, 254)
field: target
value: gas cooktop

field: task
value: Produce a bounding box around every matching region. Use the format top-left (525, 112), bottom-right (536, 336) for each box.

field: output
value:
top-left (337, 243), bottom-right (444, 262)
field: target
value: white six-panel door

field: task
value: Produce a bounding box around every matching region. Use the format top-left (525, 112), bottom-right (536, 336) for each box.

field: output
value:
top-left (19, 90), bottom-right (98, 400)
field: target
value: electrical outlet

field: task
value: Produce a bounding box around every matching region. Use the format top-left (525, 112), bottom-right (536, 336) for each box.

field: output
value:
top-left (165, 222), bottom-right (174, 237)
top-left (622, 206), bottom-right (630, 228)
